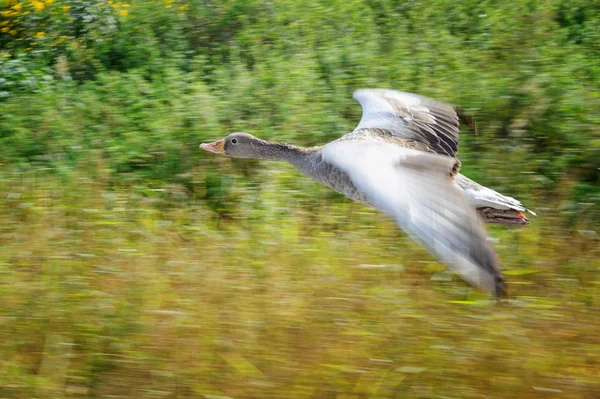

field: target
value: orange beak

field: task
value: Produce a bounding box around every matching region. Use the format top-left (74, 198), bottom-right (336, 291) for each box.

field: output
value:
top-left (200, 139), bottom-right (225, 154)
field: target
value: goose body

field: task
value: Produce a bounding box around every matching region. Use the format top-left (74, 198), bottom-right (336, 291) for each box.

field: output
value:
top-left (200, 89), bottom-right (535, 296)
top-left (454, 174), bottom-right (535, 225)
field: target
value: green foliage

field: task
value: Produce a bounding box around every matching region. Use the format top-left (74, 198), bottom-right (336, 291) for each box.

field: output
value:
top-left (0, 1), bottom-right (597, 209)
top-left (0, 1), bottom-right (599, 397)
top-left (0, 169), bottom-right (598, 398)
top-left (0, 53), bottom-right (54, 96)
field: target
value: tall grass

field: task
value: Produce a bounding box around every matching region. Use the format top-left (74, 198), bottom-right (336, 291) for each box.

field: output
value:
top-left (1, 159), bottom-right (598, 398)
top-left (1, 0), bottom-right (599, 397)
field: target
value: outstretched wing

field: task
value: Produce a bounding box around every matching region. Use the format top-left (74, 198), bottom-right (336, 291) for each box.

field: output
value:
top-left (322, 140), bottom-right (506, 296)
top-left (353, 89), bottom-right (461, 158)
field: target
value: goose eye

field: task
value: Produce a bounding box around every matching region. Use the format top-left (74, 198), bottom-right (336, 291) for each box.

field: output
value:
top-left (231, 138), bottom-right (238, 144)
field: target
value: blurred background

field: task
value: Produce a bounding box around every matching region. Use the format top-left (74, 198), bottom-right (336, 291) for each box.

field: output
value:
top-left (0, 0), bottom-right (598, 398)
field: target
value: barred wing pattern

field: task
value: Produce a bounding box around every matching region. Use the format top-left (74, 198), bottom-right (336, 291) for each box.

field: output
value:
top-left (353, 89), bottom-right (460, 158)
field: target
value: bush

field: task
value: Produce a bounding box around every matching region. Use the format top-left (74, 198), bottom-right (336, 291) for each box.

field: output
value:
top-left (0, 0), bottom-right (598, 224)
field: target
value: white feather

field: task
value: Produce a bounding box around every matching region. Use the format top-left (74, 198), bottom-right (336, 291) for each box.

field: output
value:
top-left (455, 174), bottom-right (536, 215)
top-left (322, 140), bottom-right (503, 293)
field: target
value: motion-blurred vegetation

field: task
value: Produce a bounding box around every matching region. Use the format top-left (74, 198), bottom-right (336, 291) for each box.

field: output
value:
top-left (1, 0), bottom-right (598, 398)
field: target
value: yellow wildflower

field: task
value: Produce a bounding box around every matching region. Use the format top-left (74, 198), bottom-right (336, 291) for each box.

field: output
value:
top-left (119, 9), bottom-right (128, 16)
top-left (33, 1), bottom-right (45, 11)
top-left (62, 5), bottom-right (70, 12)
top-left (1, 27), bottom-right (10, 33)
top-left (35, 31), bottom-right (45, 38)
top-left (46, 0), bottom-right (55, 5)
top-left (9, 29), bottom-right (17, 36)
top-left (12, 3), bottom-right (22, 11)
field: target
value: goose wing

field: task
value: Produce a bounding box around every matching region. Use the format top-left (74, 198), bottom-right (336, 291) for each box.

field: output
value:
top-left (352, 89), bottom-right (460, 157)
top-left (322, 140), bottom-right (506, 296)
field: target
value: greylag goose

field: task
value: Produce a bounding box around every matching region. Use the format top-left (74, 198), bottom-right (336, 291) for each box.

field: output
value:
top-left (200, 89), bottom-right (535, 297)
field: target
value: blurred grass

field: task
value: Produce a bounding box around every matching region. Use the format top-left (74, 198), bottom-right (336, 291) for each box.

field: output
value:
top-left (1, 0), bottom-right (599, 398)
top-left (0, 162), bottom-right (598, 398)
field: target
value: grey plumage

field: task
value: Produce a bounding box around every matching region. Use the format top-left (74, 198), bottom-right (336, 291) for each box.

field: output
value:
top-left (200, 88), bottom-right (535, 296)
top-left (322, 141), bottom-right (506, 295)
top-left (353, 89), bottom-right (460, 157)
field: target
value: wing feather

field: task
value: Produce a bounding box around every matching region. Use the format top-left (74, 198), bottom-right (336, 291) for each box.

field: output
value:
top-left (353, 89), bottom-right (460, 157)
top-left (322, 140), bottom-right (506, 296)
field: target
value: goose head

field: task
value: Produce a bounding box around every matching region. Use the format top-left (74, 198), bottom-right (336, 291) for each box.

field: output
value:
top-left (200, 132), bottom-right (269, 159)
top-left (201, 133), bottom-right (306, 162)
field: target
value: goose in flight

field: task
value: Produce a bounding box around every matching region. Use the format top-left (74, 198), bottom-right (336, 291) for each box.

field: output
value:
top-left (200, 89), bottom-right (535, 297)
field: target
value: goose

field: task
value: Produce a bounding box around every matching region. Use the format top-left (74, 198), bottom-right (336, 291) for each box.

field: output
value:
top-left (200, 89), bottom-right (535, 297)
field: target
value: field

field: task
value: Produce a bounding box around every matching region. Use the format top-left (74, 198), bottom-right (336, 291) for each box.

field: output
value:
top-left (1, 1), bottom-right (599, 398)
